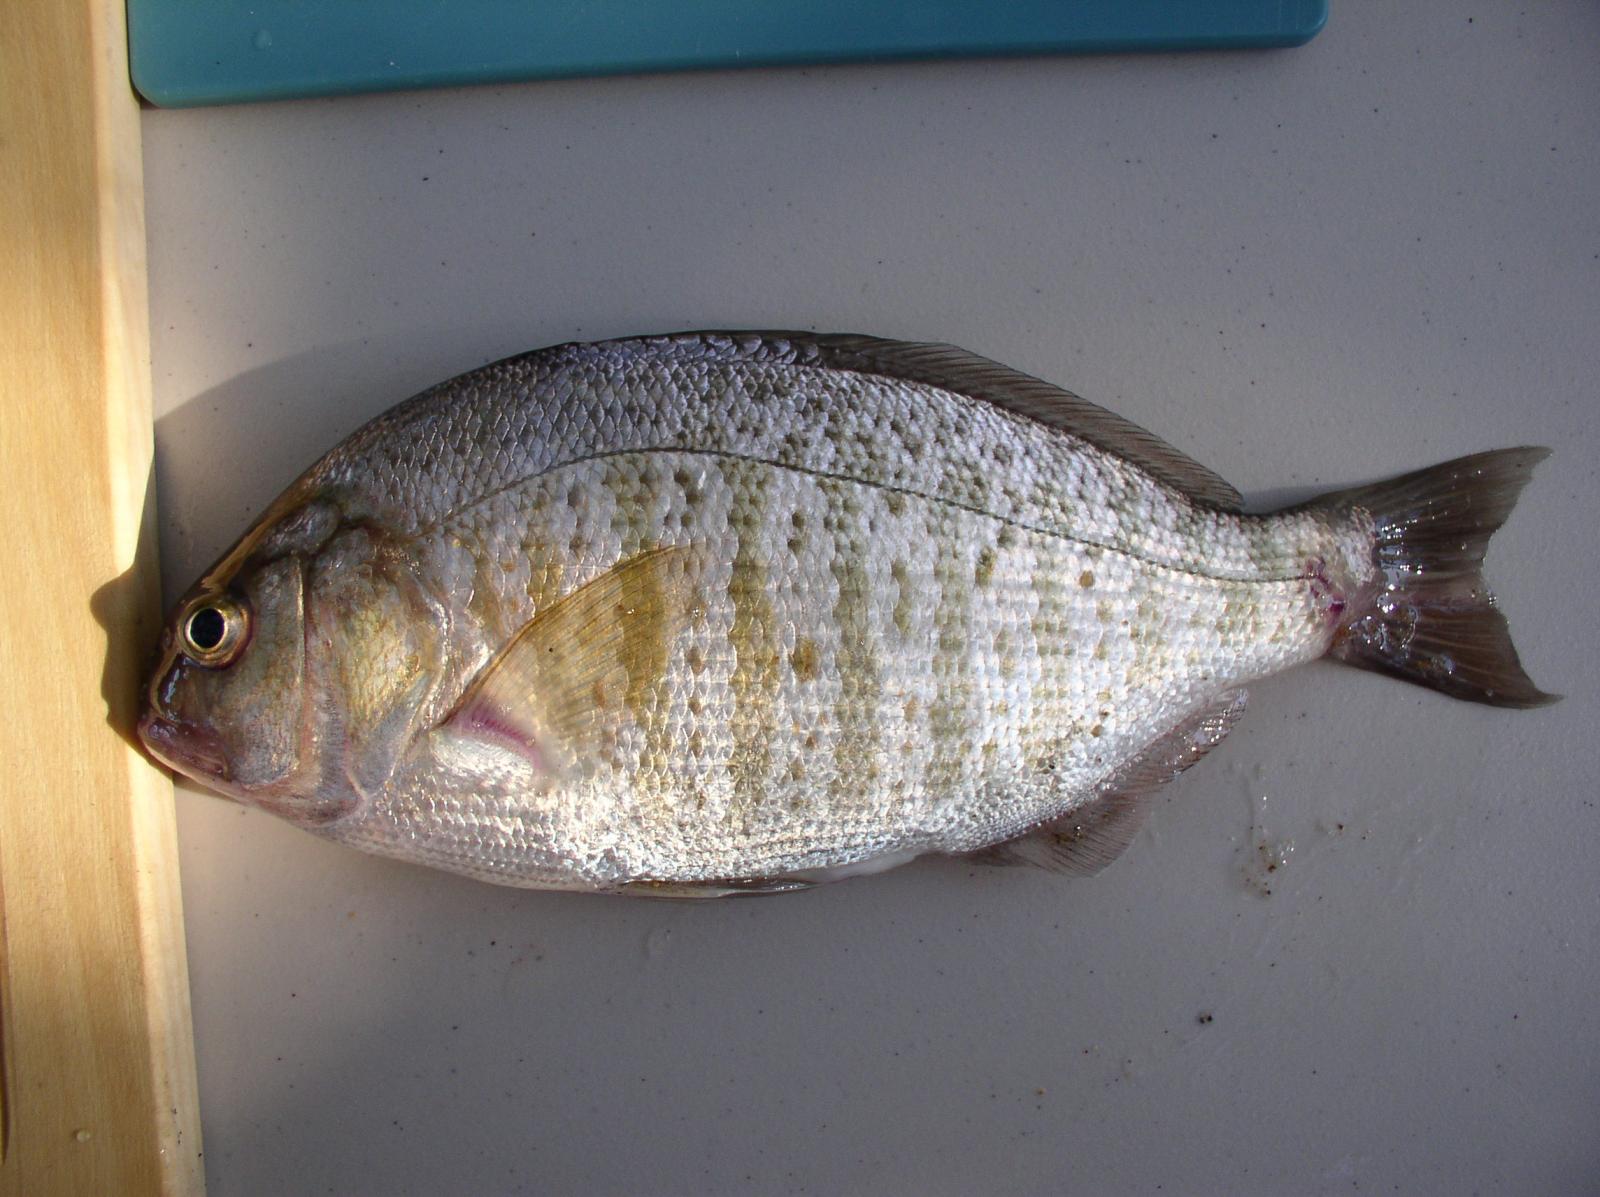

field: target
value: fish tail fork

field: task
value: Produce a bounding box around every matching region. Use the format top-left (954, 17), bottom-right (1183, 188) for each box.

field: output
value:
top-left (1312, 448), bottom-right (1558, 708)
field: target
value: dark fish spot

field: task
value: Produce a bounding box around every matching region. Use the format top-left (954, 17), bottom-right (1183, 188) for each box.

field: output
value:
top-left (790, 638), bottom-right (821, 681)
top-left (975, 547), bottom-right (997, 588)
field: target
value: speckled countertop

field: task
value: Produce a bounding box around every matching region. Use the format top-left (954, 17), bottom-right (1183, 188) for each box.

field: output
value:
top-left (143, 4), bottom-right (1598, 1192)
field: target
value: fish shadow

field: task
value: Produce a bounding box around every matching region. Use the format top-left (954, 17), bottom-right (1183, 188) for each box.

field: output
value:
top-left (1240, 484), bottom-right (1330, 514)
top-left (147, 329), bottom-right (609, 600)
top-left (91, 345), bottom-right (374, 754)
top-left (89, 457), bottom-right (164, 753)
top-left (149, 341), bottom-right (413, 602)
top-left (106, 339), bottom-right (433, 755)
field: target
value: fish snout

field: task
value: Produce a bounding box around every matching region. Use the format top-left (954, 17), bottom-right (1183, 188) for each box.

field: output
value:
top-left (137, 707), bottom-right (229, 784)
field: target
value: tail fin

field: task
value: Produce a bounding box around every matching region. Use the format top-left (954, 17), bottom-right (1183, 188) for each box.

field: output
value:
top-left (1317, 448), bottom-right (1557, 708)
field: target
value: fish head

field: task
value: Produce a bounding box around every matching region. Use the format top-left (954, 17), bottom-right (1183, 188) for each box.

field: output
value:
top-left (140, 548), bottom-right (318, 815)
top-left (139, 495), bottom-right (447, 826)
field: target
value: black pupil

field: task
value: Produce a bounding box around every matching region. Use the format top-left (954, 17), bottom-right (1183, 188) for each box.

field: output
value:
top-left (188, 607), bottom-right (227, 651)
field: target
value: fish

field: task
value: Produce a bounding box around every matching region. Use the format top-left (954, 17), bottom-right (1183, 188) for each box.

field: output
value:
top-left (137, 332), bottom-right (1555, 895)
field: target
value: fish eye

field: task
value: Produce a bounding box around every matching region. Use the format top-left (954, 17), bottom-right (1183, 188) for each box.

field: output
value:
top-left (180, 594), bottom-right (250, 667)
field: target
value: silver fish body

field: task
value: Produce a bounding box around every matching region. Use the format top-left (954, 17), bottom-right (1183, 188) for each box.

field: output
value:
top-left (139, 333), bottom-right (1552, 893)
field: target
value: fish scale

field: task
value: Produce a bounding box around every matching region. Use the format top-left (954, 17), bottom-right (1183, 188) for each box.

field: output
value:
top-left (139, 332), bottom-right (1554, 893)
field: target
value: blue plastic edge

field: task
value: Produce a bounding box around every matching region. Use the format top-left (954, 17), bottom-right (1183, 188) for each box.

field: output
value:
top-left (131, 1), bottom-right (1329, 109)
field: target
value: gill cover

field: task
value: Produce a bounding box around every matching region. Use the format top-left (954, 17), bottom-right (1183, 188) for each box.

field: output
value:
top-left (303, 525), bottom-right (450, 799)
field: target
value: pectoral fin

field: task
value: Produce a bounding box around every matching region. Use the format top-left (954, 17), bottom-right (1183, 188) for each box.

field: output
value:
top-left (973, 690), bottom-right (1248, 875)
top-left (443, 546), bottom-right (698, 778)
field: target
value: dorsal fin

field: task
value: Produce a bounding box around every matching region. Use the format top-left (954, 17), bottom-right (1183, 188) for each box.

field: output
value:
top-left (972, 690), bottom-right (1249, 875)
top-left (762, 332), bottom-right (1243, 511)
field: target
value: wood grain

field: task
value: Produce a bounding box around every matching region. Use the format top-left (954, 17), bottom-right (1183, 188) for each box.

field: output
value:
top-left (0, 0), bottom-right (203, 1192)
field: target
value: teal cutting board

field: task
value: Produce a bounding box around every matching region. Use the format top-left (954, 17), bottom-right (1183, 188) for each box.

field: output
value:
top-left (129, 1), bottom-right (1328, 108)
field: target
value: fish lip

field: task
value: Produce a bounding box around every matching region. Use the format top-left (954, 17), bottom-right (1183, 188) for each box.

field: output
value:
top-left (137, 708), bottom-right (229, 784)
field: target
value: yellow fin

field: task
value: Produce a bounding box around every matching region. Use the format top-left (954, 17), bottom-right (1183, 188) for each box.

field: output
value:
top-left (445, 546), bottom-right (698, 778)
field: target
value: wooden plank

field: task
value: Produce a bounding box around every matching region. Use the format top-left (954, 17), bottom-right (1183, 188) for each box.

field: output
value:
top-left (0, 0), bottom-right (203, 1193)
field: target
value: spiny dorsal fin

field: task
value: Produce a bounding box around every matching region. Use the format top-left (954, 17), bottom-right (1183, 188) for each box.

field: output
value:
top-left (444, 546), bottom-right (698, 779)
top-left (973, 690), bottom-right (1249, 876)
top-left (766, 332), bottom-right (1243, 512)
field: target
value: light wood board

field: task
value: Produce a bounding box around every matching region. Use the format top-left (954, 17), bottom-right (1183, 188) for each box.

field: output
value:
top-left (0, 0), bottom-right (203, 1192)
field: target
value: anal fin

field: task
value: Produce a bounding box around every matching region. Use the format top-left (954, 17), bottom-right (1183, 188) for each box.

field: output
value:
top-left (973, 690), bottom-right (1248, 876)
top-left (621, 877), bottom-right (818, 899)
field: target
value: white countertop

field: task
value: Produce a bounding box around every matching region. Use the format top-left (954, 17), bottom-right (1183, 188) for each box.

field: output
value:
top-left (143, 4), bottom-right (1598, 1191)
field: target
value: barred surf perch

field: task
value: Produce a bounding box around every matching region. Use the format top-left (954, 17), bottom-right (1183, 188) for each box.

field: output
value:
top-left (138, 333), bottom-right (1556, 895)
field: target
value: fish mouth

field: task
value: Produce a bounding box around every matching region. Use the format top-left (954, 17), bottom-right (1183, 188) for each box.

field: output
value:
top-left (137, 709), bottom-right (229, 784)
